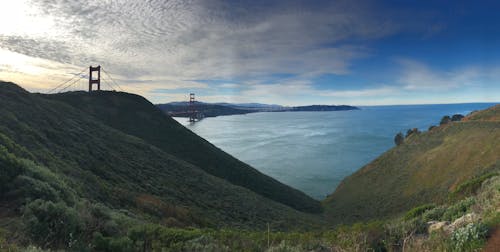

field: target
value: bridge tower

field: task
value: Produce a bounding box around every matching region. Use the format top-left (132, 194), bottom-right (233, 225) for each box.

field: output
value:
top-left (189, 93), bottom-right (196, 123)
top-left (88, 65), bottom-right (101, 92)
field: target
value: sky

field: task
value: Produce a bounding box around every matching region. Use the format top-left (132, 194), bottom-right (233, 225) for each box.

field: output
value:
top-left (0, 0), bottom-right (499, 106)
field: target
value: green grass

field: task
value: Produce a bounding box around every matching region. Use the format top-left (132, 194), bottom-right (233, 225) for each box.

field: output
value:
top-left (324, 105), bottom-right (500, 224)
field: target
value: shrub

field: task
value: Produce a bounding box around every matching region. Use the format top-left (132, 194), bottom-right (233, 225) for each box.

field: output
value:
top-left (453, 172), bottom-right (499, 197)
top-left (10, 175), bottom-right (61, 203)
top-left (266, 240), bottom-right (302, 252)
top-left (442, 198), bottom-right (475, 221)
top-left (440, 115), bottom-right (451, 125)
top-left (93, 232), bottom-right (134, 252)
top-left (0, 145), bottom-right (24, 193)
top-left (394, 132), bottom-right (404, 146)
top-left (182, 235), bottom-right (230, 252)
top-left (421, 206), bottom-right (447, 222)
top-left (404, 204), bottom-right (435, 220)
top-left (22, 199), bottom-right (83, 249)
top-left (451, 114), bottom-right (464, 122)
top-left (450, 223), bottom-right (488, 251)
top-left (405, 128), bottom-right (420, 138)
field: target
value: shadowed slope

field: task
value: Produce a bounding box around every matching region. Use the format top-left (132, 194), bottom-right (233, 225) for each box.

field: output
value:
top-left (46, 90), bottom-right (322, 213)
top-left (0, 82), bottom-right (320, 229)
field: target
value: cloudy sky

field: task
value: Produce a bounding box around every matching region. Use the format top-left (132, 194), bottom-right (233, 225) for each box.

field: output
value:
top-left (0, 0), bottom-right (499, 105)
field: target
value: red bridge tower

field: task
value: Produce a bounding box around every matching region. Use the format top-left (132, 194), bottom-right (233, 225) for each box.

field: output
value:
top-left (88, 65), bottom-right (101, 92)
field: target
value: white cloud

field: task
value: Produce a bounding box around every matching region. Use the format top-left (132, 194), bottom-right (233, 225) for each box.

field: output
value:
top-left (0, 0), bottom-right (402, 95)
top-left (397, 59), bottom-right (482, 91)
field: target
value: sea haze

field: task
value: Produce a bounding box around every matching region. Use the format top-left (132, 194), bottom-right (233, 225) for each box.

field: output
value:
top-left (174, 103), bottom-right (497, 200)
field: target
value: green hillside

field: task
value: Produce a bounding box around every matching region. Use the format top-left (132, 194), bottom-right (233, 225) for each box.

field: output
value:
top-left (324, 104), bottom-right (500, 224)
top-left (0, 82), bottom-right (326, 248)
top-left (1, 82), bottom-right (499, 251)
top-left (45, 90), bottom-right (321, 213)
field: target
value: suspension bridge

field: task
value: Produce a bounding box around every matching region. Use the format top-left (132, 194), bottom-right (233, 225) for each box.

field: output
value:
top-left (47, 65), bottom-right (202, 122)
top-left (47, 65), bottom-right (124, 94)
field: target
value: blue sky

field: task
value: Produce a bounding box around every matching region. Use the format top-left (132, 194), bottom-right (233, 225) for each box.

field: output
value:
top-left (0, 0), bottom-right (499, 105)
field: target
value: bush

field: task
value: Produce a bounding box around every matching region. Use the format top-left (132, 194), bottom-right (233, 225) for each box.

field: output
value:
top-left (0, 145), bottom-right (24, 193)
top-left (93, 232), bottom-right (134, 252)
top-left (404, 204), bottom-right (435, 220)
top-left (10, 175), bottom-right (61, 203)
top-left (421, 206), bottom-right (447, 222)
top-left (451, 114), bottom-right (464, 122)
top-left (440, 115), bottom-right (451, 125)
top-left (182, 235), bottom-right (230, 252)
top-left (450, 223), bottom-right (488, 251)
top-left (266, 240), bottom-right (302, 252)
top-left (22, 199), bottom-right (83, 249)
top-left (405, 128), bottom-right (420, 138)
top-left (442, 198), bottom-right (475, 221)
top-left (394, 132), bottom-right (404, 146)
top-left (453, 172), bottom-right (499, 197)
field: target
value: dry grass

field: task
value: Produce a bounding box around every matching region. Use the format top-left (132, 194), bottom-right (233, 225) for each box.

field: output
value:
top-left (324, 105), bottom-right (500, 224)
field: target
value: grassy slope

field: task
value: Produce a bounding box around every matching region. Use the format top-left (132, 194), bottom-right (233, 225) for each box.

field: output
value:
top-left (46, 91), bottom-right (321, 213)
top-left (324, 105), bottom-right (500, 224)
top-left (0, 82), bottom-right (319, 229)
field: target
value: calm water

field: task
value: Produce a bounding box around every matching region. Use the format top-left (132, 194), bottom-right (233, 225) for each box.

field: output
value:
top-left (174, 103), bottom-right (497, 200)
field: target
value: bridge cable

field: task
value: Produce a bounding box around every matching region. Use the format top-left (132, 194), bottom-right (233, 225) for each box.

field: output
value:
top-left (47, 67), bottom-right (87, 93)
top-left (101, 68), bottom-right (124, 92)
top-left (57, 75), bottom-right (85, 93)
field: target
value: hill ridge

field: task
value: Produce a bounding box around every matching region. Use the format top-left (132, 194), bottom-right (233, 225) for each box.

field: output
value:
top-left (0, 82), bottom-right (321, 231)
top-left (46, 90), bottom-right (322, 213)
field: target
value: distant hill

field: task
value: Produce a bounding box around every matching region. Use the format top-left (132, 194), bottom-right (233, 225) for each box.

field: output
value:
top-left (324, 104), bottom-right (500, 224)
top-left (157, 102), bottom-right (254, 118)
top-left (158, 101), bottom-right (359, 118)
top-left (289, 105), bottom-right (359, 112)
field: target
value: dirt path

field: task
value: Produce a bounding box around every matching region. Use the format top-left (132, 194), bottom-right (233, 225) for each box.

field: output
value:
top-left (483, 227), bottom-right (500, 252)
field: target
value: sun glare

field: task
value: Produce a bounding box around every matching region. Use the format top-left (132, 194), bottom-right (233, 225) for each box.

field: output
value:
top-left (0, 1), bottom-right (56, 37)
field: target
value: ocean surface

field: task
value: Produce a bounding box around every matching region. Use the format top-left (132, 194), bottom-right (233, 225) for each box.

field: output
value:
top-left (174, 103), bottom-right (497, 200)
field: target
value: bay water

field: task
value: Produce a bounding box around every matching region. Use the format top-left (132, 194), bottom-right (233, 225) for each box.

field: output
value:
top-left (174, 103), bottom-right (497, 200)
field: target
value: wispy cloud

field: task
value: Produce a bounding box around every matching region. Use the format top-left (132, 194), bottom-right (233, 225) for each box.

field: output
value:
top-left (1, 0), bottom-right (495, 105)
top-left (397, 59), bottom-right (488, 91)
top-left (0, 0), bottom-right (402, 93)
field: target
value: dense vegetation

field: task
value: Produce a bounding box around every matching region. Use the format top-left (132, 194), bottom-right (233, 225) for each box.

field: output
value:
top-left (0, 82), bottom-right (322, 250)
top-left (46, 89), bottom-right (322, 213)
top-left (0, 81), bottom-right (498, 251)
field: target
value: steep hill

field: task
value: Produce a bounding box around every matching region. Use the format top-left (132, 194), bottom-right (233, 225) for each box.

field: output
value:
top-left (0, 82), bottom-right (320, 232)
top-left (47, 90), bottom-right (321, 213)
top-left (324, 104), bottom-right (500, 224)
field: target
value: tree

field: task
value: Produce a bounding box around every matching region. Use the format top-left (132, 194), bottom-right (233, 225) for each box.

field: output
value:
top-left (394, 132), bottom-right (404, 146)
top-left (406, 128), bottom-right (420, 138)
top-left (440, 115), bottom-right (451, 125)
top-left (451, 114), bottom-right (464, 122)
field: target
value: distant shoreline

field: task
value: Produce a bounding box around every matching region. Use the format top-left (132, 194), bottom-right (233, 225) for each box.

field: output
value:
top-left (158, 102), bottom-right (359, 118)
